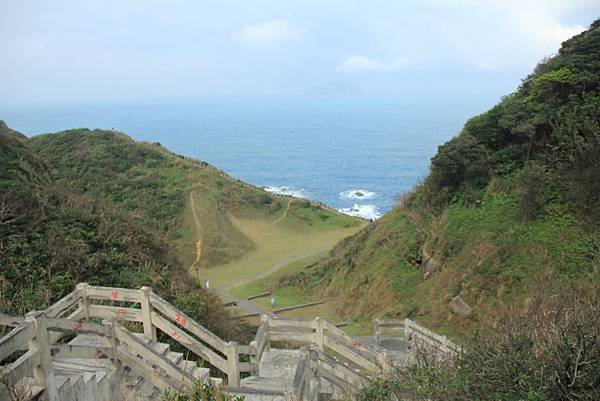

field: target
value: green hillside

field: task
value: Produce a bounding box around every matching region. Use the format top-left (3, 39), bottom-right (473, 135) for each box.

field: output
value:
top-left (26, 129), bottom-right (359, 278)
top-left (285, 19), bottom-right (600, 337)
top-left (0, 123), bottom-right (246, 340)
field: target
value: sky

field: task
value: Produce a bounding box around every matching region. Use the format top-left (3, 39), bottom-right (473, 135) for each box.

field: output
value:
top-left (1, 0), bottom-right (599, 105)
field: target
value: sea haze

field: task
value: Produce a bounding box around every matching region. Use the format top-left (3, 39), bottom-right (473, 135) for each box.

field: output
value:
top-left (1, 96), bottom-right (496, 219)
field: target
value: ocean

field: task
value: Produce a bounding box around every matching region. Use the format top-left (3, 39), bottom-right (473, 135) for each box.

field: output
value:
top-left (1, 96), bottom-right (496, 219)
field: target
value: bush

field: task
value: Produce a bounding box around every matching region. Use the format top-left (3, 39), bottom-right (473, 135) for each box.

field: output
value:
top-left (356, 282), bottom-right (600, 401)
top-left (162, 381), bottom-right (245, 401)
top-left (424, 133), bottom-right (489, 210)
top-left (519, 163), bottom-right (549, 222)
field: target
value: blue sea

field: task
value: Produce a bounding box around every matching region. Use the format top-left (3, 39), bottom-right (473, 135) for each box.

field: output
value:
top-left (1, 96), bottom-right (496, 219)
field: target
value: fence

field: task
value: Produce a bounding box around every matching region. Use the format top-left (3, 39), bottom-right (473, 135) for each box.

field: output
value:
top-left (373, 318), bottom-right (461, 357)
top-left (0, 284), bottom-right (253, 389)
top-left (250, 314), bottom-right (391, 393)
top-left (0, 284), bottom-right (460, 400)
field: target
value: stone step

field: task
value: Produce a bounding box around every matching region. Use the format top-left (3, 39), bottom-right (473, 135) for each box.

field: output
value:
top-left (180, 359), bottom-right (196, 375)
top-left (258, 349), bottom-right (304, 380)
top-left (166, 350), bottom-right (184, 365)
top-left (136, 378), bottom-right (160, 399)
top-left (194, 367), bottom-right (211, 382)
top-left (53, 357), bottom-right (115, 377)
top-left (131, 333), bottom-right (171, 356)
top-left (240, 376), bottom-right (293, 392)
top-left (68, 333), bottom-right (111, 348)
top-left (54, 370), bottom-right (118, 401)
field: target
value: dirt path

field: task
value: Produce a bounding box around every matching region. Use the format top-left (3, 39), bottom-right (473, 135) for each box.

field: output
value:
top-left (188, 190), bottom-right (203, 272)
top-left (273, 199), bottom-right (292, 225)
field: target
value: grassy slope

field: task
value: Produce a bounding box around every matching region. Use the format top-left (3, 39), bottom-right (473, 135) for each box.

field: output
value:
top-left (26, 129), bottom-right (361, 288)
top-left (0, 123), bottom-right (245, 340)
top-left (281, 20), bottom-right (600, 338)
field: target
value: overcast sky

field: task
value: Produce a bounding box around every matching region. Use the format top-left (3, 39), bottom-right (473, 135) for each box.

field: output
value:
top-left (1, 0), bottom-right (599, 105)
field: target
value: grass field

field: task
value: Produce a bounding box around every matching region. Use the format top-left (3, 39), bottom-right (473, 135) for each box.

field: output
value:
top-left (199, 211), bottom-right (364, 289)
top-left (227, 243), bottom-right (375, 337)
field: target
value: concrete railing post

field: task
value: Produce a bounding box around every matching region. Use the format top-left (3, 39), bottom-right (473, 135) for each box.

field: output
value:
top-left (226, 341), bottom-right (240, 387)
top-left (76, 282), bottom-right (90, 319)
top-left (261, 314), bottom-right (271, 352)
top-left (308, 345), bottom-right (320, 400)
top-left (378, 350), bottom-right (392, 373)
top-left (314, 317), bottom-right (324, 350)
top-left (25, 311), bottom-right (58, 401)
top-left (302, 348), bottom-right (311, 401)
top-left (373, 319), bottom-right (380, 346)
top-left (102, 317), bottom-right (121, 371)
top-left (139, 287), bottom-right (157, 342)
top-left (404, 318), bottom-right (413, 359)
top-left (441, 335), bottom-right (448, 354)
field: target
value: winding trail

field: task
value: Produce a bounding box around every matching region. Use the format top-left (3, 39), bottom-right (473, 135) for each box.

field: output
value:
top-left (273, 199), bottom-right (292, 225)
top-left (188, 190), bottom-right (203, 273)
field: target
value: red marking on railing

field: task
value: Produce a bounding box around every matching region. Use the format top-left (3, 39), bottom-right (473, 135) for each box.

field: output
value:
top-left (175, 313), bottom-right (188, 326)
top-left (352, 340), bottom-right (363, 349)
top-left (73, 322), bottom-right (82, 330)
top-left (111, 290), bottom-right (120, 300)
top-left (116, 308), bottom-right (126, 317)
top-left (170, 330), bottom-right (181, 340)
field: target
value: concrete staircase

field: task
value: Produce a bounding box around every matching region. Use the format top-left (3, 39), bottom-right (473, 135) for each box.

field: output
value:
top-left (64, 333), bottom-right (211, 400)
top-left (53, 359), bottom-right (116, 401)
top-left (240, 349), bottom-right (303, 397)
top-left (0, 284), bottom-right (457, 401)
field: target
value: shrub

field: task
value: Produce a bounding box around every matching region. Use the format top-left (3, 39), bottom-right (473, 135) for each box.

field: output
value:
top-left (424, 133), bottom-right (489, 210)
top-left (162, 381), bottom-right (245, 401)
top-left (356, 282), bottom-right (600, 401)
top-left (518, 163), bottom-right (548, 222)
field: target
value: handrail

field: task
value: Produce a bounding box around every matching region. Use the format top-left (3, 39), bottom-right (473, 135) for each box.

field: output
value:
top-left (150, 311), bottom-right (229, 373)
top-left (0, 324), bottom-right (34, 362)
top-left (265, 315), bottom-right (388, 376)
top-left (45, 289), bottom-right (83, 318)
top-left (70, 284), bottom-right (243, 385)
top-left (292, 349), bottom-right (311, 400)
top-left (405, 319), bottom-right (460, 355)
top-left (149, 292), bottom-right (228, 353)
top-left (310, 346), bottom-right (370, 393)
top-left (250, 316), bottom-right (269, 372)
top-left (107, 318), bottom-right (196, 390)
top-left (373, 318), bottom-right (460, 356)
top-left (0, 313), bottom-right (26, 327)
top-left (0, 283), bottom-right (464, 399)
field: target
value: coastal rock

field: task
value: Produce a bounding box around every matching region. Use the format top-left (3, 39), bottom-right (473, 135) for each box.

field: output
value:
top-left (448, 296), bottom-right (472, 317)
top-left (421, 246), bottom-right (441, 279)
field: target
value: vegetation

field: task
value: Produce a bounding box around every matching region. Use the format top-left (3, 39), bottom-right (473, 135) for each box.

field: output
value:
top-left (0, 122), bottom-right (248, 339)
top-left (356, 283), bottom-right (600, 401)
top-left (1, 118), bottom-right (359, 341)
top-left (26, 129), bottom-right (358, 274)
top-left (281, 19), bottom-right (600, 338)
top-left (162, 382), bottom-right (245, 401)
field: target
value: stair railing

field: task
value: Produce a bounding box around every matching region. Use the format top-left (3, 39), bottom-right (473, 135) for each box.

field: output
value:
top-left (257, 315), bottom-right (391, 379)
top-left (0, 316), bottom-right (41, 397)
top-left (403, 318), bottom-right (460, 356)
top-left (103, 317), bottom-right (195, 390)
top-left (72, 283), bottom-right (251, 386)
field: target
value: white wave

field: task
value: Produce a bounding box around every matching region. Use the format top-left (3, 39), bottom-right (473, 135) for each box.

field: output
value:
top-left (339, 189), bottom-right (378, 200)
top-left (263, 186), bottom-right (306, 199)
top-left (338, 204), bottom-right (382, 220)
